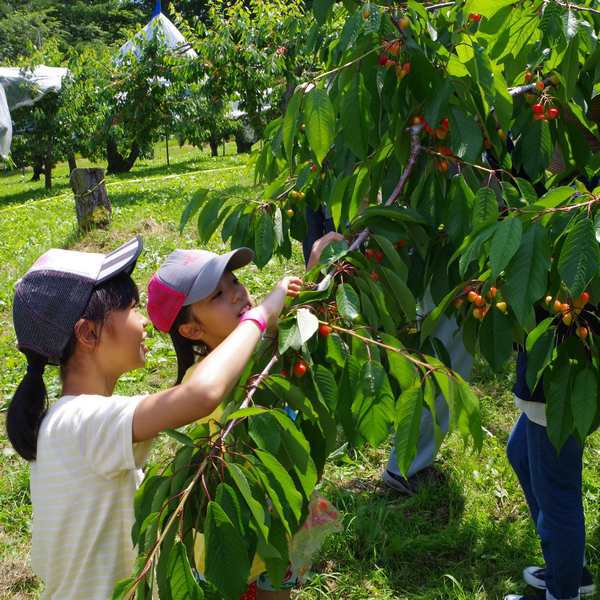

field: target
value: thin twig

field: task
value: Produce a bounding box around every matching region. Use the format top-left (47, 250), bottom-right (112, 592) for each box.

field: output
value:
top-left (553, 0), bottom-right (600, 15)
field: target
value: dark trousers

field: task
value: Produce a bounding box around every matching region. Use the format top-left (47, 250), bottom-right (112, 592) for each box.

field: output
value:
top-left (507, 413), bottom-right (585, 600)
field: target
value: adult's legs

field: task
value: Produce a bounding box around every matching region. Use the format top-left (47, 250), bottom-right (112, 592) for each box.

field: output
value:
top-left (506, 412), bottom-right (540, 525)
top-left (385, 312), bottom-right (472, 479)
top-left (526, 419), bottom-right (584, 600)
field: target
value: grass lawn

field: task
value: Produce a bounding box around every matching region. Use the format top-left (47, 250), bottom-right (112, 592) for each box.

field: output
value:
top-left (1, 143), bottom-right (599, 600)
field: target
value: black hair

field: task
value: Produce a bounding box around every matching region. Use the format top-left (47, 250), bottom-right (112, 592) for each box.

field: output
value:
top-left (7, 273), bottom-right (139, 461)
top-left (169, 305), bottom-right (209, 385)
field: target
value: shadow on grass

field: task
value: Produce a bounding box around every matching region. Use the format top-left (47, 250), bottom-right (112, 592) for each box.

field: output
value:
top-left (316, 465), bottom-right (538, 598)
top-left (0, 177), bottom-right (72, 208)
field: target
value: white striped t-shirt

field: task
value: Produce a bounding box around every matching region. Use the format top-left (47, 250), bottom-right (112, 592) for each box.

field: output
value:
top-left (29, 394), bottom-right (152, 599)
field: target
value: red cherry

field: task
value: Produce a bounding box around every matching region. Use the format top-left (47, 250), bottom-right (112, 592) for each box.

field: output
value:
top-left (401, 62), bottom-right (411, 74)
top-left (370, 271), bottom-right (380, 282)
top-left (533, 113), bottom-right (546, 121)
top-left (440, 117), bottom-right (449, 130)
top-left (280, 369), bottom-right (289, 377)
top-left (374, 250), bottom-right (384, 263)
top-left (524, 70), bottom-right (533, 83)
top-left (535, 80), bottom-right (545, 91)
top-left (532, 103), bottom-right (544, 114)
top-left (378, 53), bottom-right (388, 66)
top-left (547, 107), bottom-right (559, 119)
top-left (412, 115), bottom-right (425, 125)
top-left (365, 248), bottom-right (376, 260)
top-left (395, 239), bottom-right (407, 249)
top-left (319, 324), bottom-right (333, 337)
top-left (293, 361), bottom-right (308, 377)
top-left (579, 291), bottom-right (590, 306)
top-left (310, 163), bottom-right (318, 172)
top-left (468, 13), bottom-right (481, 22)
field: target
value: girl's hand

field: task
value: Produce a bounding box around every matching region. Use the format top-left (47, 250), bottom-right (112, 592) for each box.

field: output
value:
top-left (307, 232), bottom-right (346, 270)
top-left (260, 276), bottom-right (303, 329)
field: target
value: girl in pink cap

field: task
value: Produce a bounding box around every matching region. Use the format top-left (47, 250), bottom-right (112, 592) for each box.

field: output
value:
top-left (147, 233), bottom-right (344, 599)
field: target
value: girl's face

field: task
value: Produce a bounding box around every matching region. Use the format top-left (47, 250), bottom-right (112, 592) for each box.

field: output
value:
top-left (180, 271), bottom-right (251, 348)
top-left (97, 304), bottom-right (149, 376)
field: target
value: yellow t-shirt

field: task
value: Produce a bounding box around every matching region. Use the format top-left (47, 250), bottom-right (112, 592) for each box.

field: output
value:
top-left (183, 364), bottom-right (266, 581)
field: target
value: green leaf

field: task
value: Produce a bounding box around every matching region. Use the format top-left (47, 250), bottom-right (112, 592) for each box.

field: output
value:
top-left (380, 266), bottom-right (416, 321)
top-left (197, 193), bottom-right (226, 243)
top-left (313, 0), bottom-right (334, 23)
top-left (489, 217), bottom-right (523, 281)
top-left (449, 108), bottom-right (483, 162)
top-left (325, 332), bottom-right (347, 368)
top-left (503, 224), bottom-right (551, 327)
top-left (314, 364), bottom-right (339, 411)
top-left (282, 91), bottom-right (302, 166)
top-left (254, 211), bottom-right (274, 269)
top-left (341, 73), bottom-right (370, 160)
top-left (270, 411), bottom-right (317, 500)
top-left (205, 503), bottom-right (250, 599)
top-left (254, 449), bottom-right (303, 524)
top-left (525, 328), bottom-right (556, 392)
top-left (226, 463), bottom-right (269, 543)
top-left (571, 368), bottom-right (598, 439)
top-left (264, 376), bottom-right (319, 420)
top-left (545, 360), bottom-right (574, 451)
top-left (179, 189), bottom-right (207, 233)
top-left (393, 382), bottom-right (423, 476)
top-left (520, 119), bottom-right (552, 180)
top-left (336, 283), bottom-right (361, 322)
top-left (163, 429), bottom-right (195, 447)
top-left (558, 217), bottom-right (600, 297)
top-left (380, 333), bottom-right (418, 390)
top-left (479, 304), bottom-right (513, 372)
top-left (354, 361), bottom-right (395, 446)
top-left (304, 87), bottom-right (335, 165)
top-left (371, 234), bottom-right (408, 280)
top-left (456, 224), bottom-right (498, 277)
top-left (464, 0), bottom-right (518, 18)
top-left (472, 187), bottom-right (499, 233)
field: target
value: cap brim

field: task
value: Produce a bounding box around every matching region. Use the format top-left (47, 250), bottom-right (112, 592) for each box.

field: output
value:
top-left (185, 247), bottom-right (254, 305)
top-left (97, 236), bottom-right (143, 284)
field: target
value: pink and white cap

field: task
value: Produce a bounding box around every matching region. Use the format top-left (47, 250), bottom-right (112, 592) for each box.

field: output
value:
top-left (147, 247), bottom-right (254, 333)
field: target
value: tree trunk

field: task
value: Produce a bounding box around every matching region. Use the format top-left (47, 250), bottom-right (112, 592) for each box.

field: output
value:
top-left (44, 157), bottom-right (52, 190)
top-left (70, 168), bottom-right (111, 231)
top-left (68, 154), bottom-right (78, 173)
top-left (31, 157), bottom-right (44, 181)
top-left (106, 138), bottom-right (140, 174)
top-left (209, 134), bottom-right (219, 157)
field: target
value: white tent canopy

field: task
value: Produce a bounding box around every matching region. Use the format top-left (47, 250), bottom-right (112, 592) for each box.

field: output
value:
top-left (118, 9), bottom-right (197, 61)
top-left (0, 65), bottom-right (69, 159)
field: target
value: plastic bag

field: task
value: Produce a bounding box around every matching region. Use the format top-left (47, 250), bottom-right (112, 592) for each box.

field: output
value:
top-left (289, 494), bottom-right (342, 581)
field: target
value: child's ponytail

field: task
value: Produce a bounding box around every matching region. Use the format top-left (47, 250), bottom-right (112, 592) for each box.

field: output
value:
top-left (7, 350), bottom-right (49, 461)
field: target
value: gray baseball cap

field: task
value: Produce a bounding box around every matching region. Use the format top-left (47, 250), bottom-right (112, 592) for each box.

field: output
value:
top-left (147, 247), bottom-right (254, 332)
top-left (13, 236), bottom-right (143, 364)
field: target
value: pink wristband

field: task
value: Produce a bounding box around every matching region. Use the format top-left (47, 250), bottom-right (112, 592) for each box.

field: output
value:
top-left (239, 307), bottom-right (267, 333)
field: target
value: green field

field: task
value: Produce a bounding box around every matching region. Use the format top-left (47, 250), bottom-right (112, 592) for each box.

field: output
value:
top-left (1, 145), bottom-right (598, 600)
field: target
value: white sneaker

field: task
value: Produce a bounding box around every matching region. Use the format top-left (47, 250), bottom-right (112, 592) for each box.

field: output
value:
top-left (523, 565), bottom-right (596, 597)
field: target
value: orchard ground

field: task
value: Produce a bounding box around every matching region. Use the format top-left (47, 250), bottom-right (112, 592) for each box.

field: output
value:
top-left (0, 144), bottom-right (599, 600)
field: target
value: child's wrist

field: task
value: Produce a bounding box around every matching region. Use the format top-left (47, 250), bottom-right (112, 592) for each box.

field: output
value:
top-left (239, 306), bottom-right (268, 333)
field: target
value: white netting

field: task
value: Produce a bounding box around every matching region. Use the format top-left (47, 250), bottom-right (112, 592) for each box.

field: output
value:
top-left (0, 84), bottom-right (12, 160)
top-left (0, 66), bottom-right (69, 110)
top-left (0, 66), bottom-right (69, 158)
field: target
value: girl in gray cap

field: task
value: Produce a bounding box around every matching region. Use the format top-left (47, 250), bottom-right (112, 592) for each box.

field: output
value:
top-left (7, 236), bottom-right (302, 600)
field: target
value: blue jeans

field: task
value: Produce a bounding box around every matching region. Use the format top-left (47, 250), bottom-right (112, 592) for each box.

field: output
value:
top-left (507, 413), bottom-right (585, 600)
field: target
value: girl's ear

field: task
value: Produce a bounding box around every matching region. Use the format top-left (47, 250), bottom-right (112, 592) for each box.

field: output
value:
top-left (73, 319), bottom-right (99, 350)
top-left (178, 320), bottom-right (205, 342)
